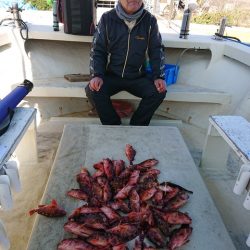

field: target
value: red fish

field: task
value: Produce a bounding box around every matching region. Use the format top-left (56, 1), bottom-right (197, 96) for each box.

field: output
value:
top-left (158, 182), bottom-right (180, 202)
top-left (81, 216), bottom-right (107, 230)
top-left (29, 199), bottom-right (66, 217)
top-left (113, 243), bottom-right (128, 250)
top-left (114, 185), bottom-right (134, 200)
top-left (86, 233), bottom-right (116, 248)
top-left (79, 206), bottom-right (102, 214)
top-left (125, 144), bottom-right (136, 164)
top-left (139, 169), bottom-right (160, 183)
top-left (76, 168), bottom-right (90, 181)
top-left (153, 212), bottom-right (170, 236)
top-left (121, 211), bottom-right (146, 224)
top-left (100, 205), bottom-right (120, 222)
top-left (92, 170), bottom-right (105, 179)
top-left (118, 167), bottom-right (133, 179)
top-left (166, 181), bottom-right (193, 194)
top-left (139, 177), bottom-right (158, 190)
top-left (64, 221), bottom-right (94, 237)
top-left (103, 181), bottom-right (112, 202)
top-left (67, 189), bottom-right (88, 201)
top-left (127, 170), bottom-right (140, 186)
top-left (108, 223), bottom-right (138, 239)
top-left (58, 238), bottom-right (97, 250)
top-left (161, 211), bottom-right (192, 225)
top-left (152, 190), bottom-right (164, 206)
top-left (113, 160), bottom-right (126, 177)
top-left (93, 161), bottom-right (104, 170)
top-left (168, 226), bottom-right (193, 250)
top-left (109, 200), bottom-right (131, 213)
top-left (92, 182), bottom-right (103, 201)
top-left (129, 189), bottom-right (140, 212)
top-left (68, 206), bottom-right (101, 220)
top-left (58, 145), bottom-right (194, 249)
top-left (96, 176), bottom-right (108, 187)
top-left (76, 169), bottom-right (93, 193)
top-left (165, 192), bottom-right (190, 210)
top-left (140, 203), bottom-right (154, 226)
top-left (159, 181), bottom-right (193, 194)
top-left (140, 187), bottom-right (157, 202)
top-left (146, 227), bottom-right (165, 248)
top-left (135, 159), bottom-right (159, 170)
top-left (103, 158), bottom-right (114, 180)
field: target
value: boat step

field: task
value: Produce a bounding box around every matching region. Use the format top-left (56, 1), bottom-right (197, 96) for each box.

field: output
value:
top-left (202, 115), bottom-right (250, 168)
top-left (38, 117), bottom-right (183, 134)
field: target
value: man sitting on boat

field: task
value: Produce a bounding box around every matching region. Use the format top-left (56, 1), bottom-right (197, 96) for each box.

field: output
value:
top-left (85, 0), bottom-right (166, 126)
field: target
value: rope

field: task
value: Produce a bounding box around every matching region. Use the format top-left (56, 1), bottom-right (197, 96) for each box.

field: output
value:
top-left (0, 17), bottom-right (29, 41)
top-left (215, 33), bottom-right (250, 48)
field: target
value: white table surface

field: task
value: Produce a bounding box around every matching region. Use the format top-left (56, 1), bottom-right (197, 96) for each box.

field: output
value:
top-left (27, 125), bottom-right (235, 250)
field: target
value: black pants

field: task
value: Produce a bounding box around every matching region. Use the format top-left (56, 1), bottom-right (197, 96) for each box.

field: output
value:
top-left (85, 74), bottom-right (166, 126)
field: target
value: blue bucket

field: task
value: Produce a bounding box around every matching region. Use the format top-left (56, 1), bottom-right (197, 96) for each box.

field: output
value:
top-left (165, 64), bottom-right (179, 86)
top-left (145, 63), bottom-right (179, 86)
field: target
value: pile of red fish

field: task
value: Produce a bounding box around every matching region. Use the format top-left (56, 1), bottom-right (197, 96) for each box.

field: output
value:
top-left (32, 144), bottom-right (194, 250)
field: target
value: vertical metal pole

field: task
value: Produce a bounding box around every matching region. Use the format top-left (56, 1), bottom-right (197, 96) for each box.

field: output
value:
top-left (53, 0), bottom-right (59, 31)
top-left (179, 8), bottom-right (191, 39)
top-left (218, 17), bottom-right (227, 36)
top-left (12, 2), bottom-right (21, 27)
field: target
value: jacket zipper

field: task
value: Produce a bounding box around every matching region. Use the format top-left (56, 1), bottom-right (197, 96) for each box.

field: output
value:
top-left (121, 12), bottom-right (148, 78)
top-left (139, 65), bottom-right (142, 73)
top-left (122, 30), bottom-right (131, 78)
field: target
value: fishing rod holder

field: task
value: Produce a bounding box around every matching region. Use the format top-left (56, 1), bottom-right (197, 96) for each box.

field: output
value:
top-left (179, 8), bottom-right (191, 39)
top-left (214, 17), bottom-right (233, 41)
top-left (7, 2), bottom-right (23, 27)
top-left (179, 3), bottom-right (197, 39)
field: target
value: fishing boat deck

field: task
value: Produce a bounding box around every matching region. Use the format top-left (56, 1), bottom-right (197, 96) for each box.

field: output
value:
top-left (27, 124), bottom-right (235, 250)
top-left (0, 10), bottom-right (250, 250)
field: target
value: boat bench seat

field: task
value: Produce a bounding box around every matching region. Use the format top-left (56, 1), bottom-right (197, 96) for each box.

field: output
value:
top-left (201, 115), bottom-right (250, 169)
top-left (200, 115), bottom-right (250, 247)
top-left (26, 78), bottom-right (231, 105)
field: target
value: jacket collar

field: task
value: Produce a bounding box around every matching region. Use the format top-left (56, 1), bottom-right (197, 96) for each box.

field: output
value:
top-left (109, 8), bottom-right (148, 25)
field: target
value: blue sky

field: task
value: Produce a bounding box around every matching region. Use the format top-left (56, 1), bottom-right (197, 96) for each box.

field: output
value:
top-left (0, 0), bottom-right (34, 10)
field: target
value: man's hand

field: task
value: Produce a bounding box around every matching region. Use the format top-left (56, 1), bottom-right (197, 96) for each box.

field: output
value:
top-left (154, 79), bottom-right (166, 93)
top-left (89, 77), bottom-right (103, 91)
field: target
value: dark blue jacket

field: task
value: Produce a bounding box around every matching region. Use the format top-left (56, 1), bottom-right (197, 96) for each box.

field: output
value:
top-left (90, 8), bottom-right (165, 80)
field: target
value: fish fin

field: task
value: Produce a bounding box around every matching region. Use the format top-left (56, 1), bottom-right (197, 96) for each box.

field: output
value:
top-left (38, 204), bottom-right (45, 208)
top-left (51, 199), bottom-right (58, 206)
top-left (29, 209), bottom-right (37, 216)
